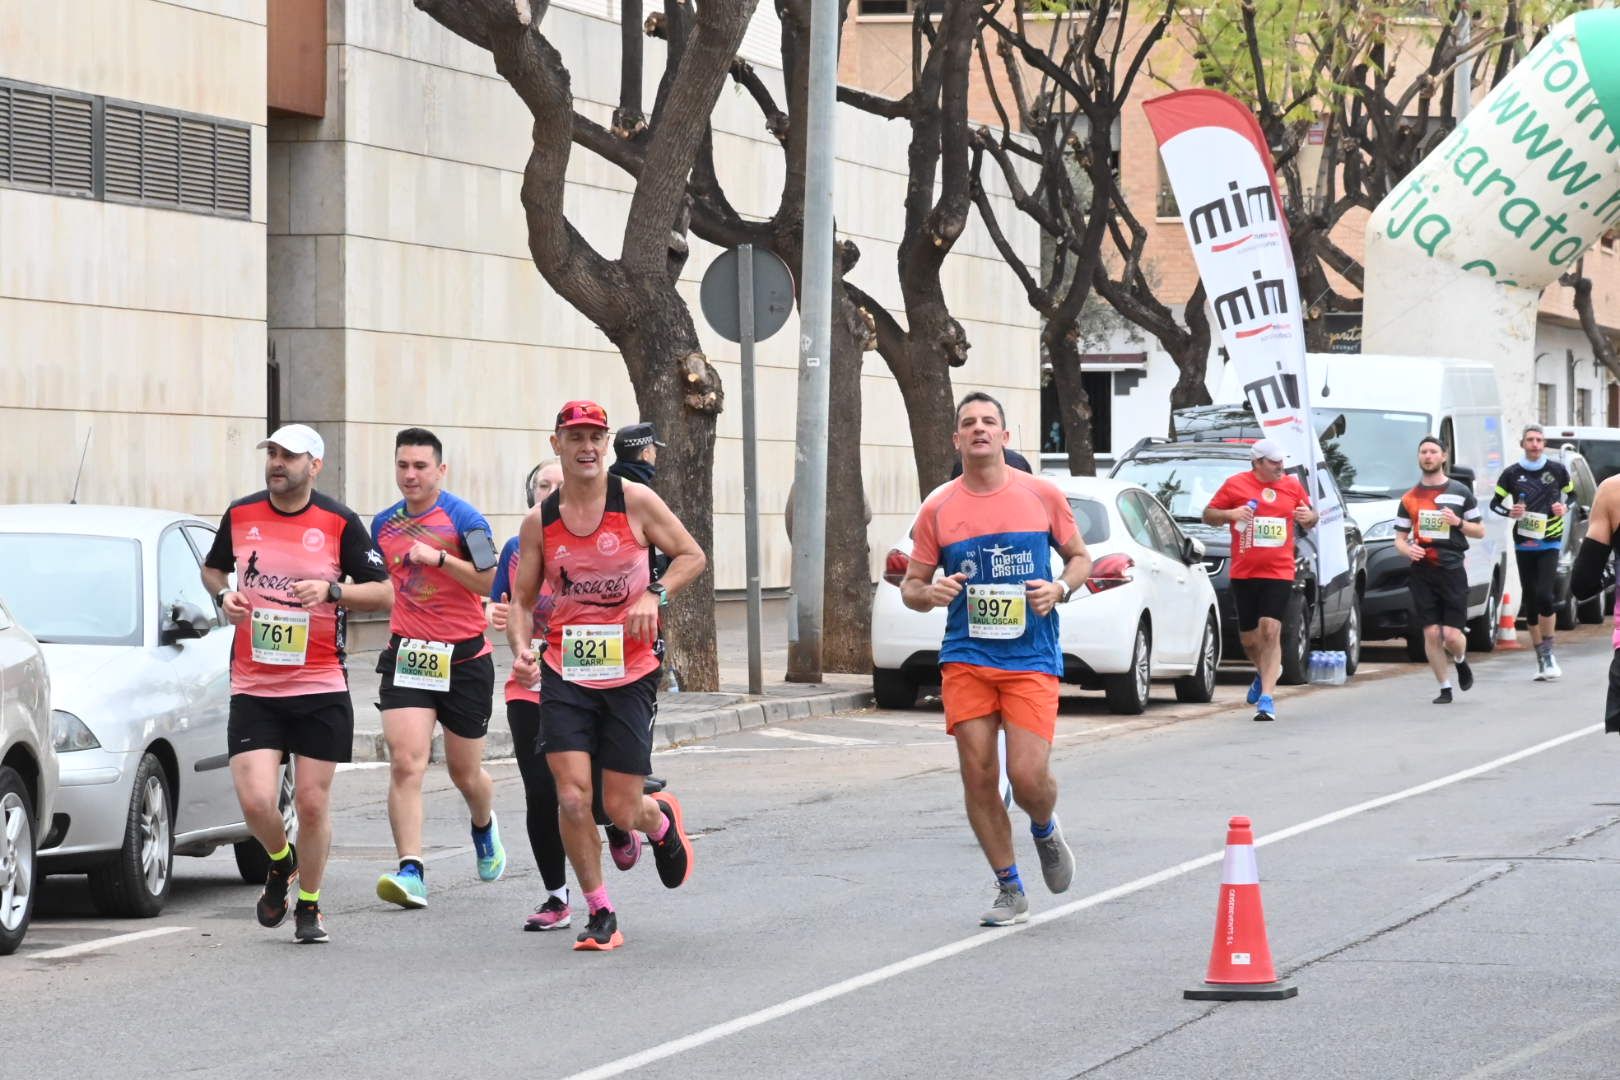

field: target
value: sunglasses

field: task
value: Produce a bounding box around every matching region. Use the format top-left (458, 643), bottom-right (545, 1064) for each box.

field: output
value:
top-left (556, 402), bottom-right (608, 428)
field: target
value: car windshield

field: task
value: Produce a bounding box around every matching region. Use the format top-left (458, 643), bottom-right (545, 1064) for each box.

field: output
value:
top-left (0, 534), bottom-right (142, 645)
top-left (1574, 440), bottom-right (1620, 484)
top-left (1109, 457), bottom-right (1245, 521)
top-left (1068, 497), bottom-right (1111, 544)
top-left (1319, 409), bottom-right (1432, 499)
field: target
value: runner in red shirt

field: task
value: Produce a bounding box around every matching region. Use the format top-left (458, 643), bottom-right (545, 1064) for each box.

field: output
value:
top-left (201, 424), bottom-right (393, 944)
top-left (507, 400), bottom-right (706, 951)
top-left (1204, 439), bottom-right (1317, 722)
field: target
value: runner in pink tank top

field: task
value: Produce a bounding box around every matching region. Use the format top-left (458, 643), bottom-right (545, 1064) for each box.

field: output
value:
top-left (505, 400), bottom-right (707, 952)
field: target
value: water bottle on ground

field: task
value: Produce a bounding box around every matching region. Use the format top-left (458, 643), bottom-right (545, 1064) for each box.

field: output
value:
top-left (1308, 650), bottom-right (1326, 685)
top-left (1331, 651), bottom-right (1347, 685)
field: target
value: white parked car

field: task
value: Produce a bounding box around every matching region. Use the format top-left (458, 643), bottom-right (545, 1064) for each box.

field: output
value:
top-left (0, 506), bottom-right (295, 918)
top-left (0, 595), bottom-right (54, 954)
top-left (871, 476), bottom-right (1222, 715)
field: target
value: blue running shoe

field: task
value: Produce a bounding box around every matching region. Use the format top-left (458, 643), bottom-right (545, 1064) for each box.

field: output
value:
top-left (1246, 675), bottom-right (1262, 706)
top-left (1254, 694), bottom-right (1276, 722)
top-left (377, 864), bottom-right (428, 909)
top-left (473, 813), bottom-right (506, 882)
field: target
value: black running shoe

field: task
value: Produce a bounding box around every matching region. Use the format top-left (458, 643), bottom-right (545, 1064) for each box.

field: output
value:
top-left (648, 792), bottom-right (692, 889)
top-left (1433, 687), bottom-right (1454, 705)
top-left (294, 900), bottom-right (329, 944)
top-left (573, 907), bottom-right (623, 951)
top-left (1455, 658), bottom-right (1474, 692)
top-left (256, 844), bottom-right (299, 928)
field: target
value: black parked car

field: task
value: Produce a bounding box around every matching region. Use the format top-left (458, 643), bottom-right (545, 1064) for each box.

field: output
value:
top-left (1110, 441), bottom-right (1367, 683)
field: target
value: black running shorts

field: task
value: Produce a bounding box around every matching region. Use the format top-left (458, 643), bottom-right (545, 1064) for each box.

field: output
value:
top-left (1409, 563), bottom-right (1468, 631)
top-left (376, 643), bottom-right (495, 740)
top-left (229, 692), bottom-right (354, 763)
top-left (1231, 577), bottom-right (1293, 632)
top-left (539, 664), bottom-right (660, 776)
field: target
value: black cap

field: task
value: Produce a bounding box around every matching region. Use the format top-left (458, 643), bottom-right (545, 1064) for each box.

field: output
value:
top-left (614, 422), bottom-right (666, 455)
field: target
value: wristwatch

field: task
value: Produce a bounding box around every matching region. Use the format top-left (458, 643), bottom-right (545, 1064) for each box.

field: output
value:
top-left (214, 587), bottom-right (230, 608)
top-left (327, 582), bottom-right (343, 604)
top-left (1058, 580), bottom-right (1073, 604)
top-left (437, 550), bottom-right (448, 568)
top-left (647, 582), bottom-right (668, 606)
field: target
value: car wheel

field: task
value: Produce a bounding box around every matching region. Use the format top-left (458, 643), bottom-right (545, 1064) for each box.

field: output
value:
top-left (233, 761), bottom-right (298, 885)
top-left (873, 668), bottom-right (918, 711)
top-left (1104, 621), bottom-right (1152, 715)
top-left (0, 766), bottom-right (37, 956)
top-left (1466, 577), bottom-right (1501, 653)
top-left (1555, 584), bottom-right (1578, 631)
top-left (1405, 633), bottom-right (1429, 663)
top-left (1279, 592), bottom-right (1310, 686)
top-left (1174, 613), bottom-right (1220, 703)
top-left (1325, 595), bottom-right (1362, 677)
top-left (88, 753), bottom-right (173, 918)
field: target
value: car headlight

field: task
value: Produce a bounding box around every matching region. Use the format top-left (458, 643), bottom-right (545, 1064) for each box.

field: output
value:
top-left (51, 710), bottom-right (102, 753)
top-left (1363, 518), bottom-right (1399, 541)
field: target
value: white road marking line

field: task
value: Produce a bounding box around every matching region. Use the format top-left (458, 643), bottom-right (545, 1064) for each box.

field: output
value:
top-left (29, 926), bottom-right (191, 960)
top-left (1457, 1009), bottom-right (1620, 1078)
top-left (836, 716), bottom-right (946, 731)
top-left (559, 723), bottom-right (1602, 1080)
top-left (1057, 722), bottom-right (1134, 739)
top-left (657, 746), bottom-right (862, 756)
top-left (753, 729), bottom-right (877, 747)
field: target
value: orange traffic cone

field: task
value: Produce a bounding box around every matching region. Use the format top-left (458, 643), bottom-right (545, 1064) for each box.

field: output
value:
top-left (1496, 592), bottom-right (1520, 649)
top-left (1184, 816), bottom-right (1298, 1001)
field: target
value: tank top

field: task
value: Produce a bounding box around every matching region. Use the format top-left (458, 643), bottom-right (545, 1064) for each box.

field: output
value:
top-left (541, 475), bottom-right (660, 689)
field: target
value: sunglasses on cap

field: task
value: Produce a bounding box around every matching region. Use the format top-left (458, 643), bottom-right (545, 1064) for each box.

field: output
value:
top-left (555, 401), bottom-right (609, 429)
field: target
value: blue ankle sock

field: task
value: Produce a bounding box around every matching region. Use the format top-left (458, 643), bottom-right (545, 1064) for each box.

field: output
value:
top-left (995, 864), bottom-right (1023, 891)
top-left (1030, 819), bottom-right (1055, 840)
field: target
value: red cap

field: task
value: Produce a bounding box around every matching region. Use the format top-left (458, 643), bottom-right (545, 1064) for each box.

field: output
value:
top-left (555, 400), bottom-right (609, 430)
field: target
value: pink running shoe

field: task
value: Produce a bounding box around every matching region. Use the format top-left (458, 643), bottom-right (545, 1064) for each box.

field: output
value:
top-left (608, 827), bottom-right (642, 871)
top-left (523, 895), bottom-right (572, 931)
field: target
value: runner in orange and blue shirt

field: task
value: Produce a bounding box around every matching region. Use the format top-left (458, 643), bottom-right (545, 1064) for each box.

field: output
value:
top-left (370, 427), bottom-right (504, 910)
top-left (201, 424), bottom-right (393, 944)
top-left (902, 392), bottom-right (1092, 928)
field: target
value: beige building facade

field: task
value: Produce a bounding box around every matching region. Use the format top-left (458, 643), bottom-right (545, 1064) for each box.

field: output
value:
top-left (3, 0), bottom-right (1043, 595)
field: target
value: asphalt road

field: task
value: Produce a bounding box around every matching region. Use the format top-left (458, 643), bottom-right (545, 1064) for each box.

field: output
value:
top-left (6, 629), bottom-right (1620, 1080)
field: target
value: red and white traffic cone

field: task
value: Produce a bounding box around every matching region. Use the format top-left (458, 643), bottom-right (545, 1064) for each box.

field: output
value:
top-left (1496, 592), bottom-right (1521, 649)
top-left (1184, 816), bottom-right (1298, 1001)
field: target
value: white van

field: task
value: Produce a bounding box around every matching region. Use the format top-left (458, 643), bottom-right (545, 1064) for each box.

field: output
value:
top-left (1216, 353), bottom-right (1510, 658)
top-left (1541, 425), bottom-right (1620, 484)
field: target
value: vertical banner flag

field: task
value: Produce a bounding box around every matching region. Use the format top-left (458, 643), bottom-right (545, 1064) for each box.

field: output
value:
top-left (1144, 89), bottom-right (1349, 585)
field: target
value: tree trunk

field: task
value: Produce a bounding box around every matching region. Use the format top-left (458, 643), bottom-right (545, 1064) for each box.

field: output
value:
top-left (822, 292), bottom-right (874, 674)
top-left (1045, 332), bottom-right (1096, 476)
top-left (612, 277), bottom-right (724, 692)
top-left (886, 327), bottom-right (961, 498)
top-left (1168, 286), bottom-right (1214, 411)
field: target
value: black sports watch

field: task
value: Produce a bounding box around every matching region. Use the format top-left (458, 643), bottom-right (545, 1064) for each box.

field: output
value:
top-left (647, 582), bottom-right (668, 606)
top-left (327, 582), bottom-right (344, 604)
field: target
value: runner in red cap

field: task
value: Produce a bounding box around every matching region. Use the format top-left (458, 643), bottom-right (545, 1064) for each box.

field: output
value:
top-left (506, 400), bottom-right (707, 951)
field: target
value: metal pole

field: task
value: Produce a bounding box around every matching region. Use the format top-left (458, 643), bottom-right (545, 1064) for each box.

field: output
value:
top-left (739, 245), bottom-right (764, 695)
top-left (786, 0), bottom-right (836, 683)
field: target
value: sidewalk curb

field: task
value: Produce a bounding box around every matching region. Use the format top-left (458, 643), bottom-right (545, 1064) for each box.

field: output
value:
top-left (350, 687), bottom-right (875, 763)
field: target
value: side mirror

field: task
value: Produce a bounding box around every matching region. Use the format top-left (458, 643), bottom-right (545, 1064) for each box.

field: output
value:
top-left (162, 600), bottom-right (212, 644)
top-left (1450, 464), bottom-right (1476, 487)
top-left (1182, 535), bottom-right (1206, 564)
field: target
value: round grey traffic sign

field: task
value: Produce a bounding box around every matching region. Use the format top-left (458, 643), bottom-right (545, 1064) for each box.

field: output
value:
top-left (700, 245), bottom-right (796, 344)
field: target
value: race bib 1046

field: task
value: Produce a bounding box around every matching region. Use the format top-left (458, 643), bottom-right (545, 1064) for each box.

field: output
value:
top-left (967, 583), bottom-right (1026, 640)
top-left (562, 624), bottom-right (626, 682)
top-left (1252, 517), bottom-right (1287, 548)
top-left (394, 638), bottom-right (452, 691)
top-left (1417, 509), bottom-right (1451, 541)
top-left (1517, 511), bottom-right (1548, 540)
top-left (251, 608), bottom-right (309, 666)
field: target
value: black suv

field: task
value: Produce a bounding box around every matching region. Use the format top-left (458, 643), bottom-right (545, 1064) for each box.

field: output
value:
top-left (1110, 441), bottom-right (1367, 682)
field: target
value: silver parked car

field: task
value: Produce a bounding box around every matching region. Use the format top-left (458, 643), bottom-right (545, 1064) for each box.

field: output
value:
top-left (0, 594), bottom-right (54, 953)
top-left (0, 506), bottom-right (294, 917)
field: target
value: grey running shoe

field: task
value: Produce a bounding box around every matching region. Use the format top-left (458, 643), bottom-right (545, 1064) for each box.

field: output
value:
top-left (1033, 815), bottom-right (1076, 894)
top-left (980, 883), bottom-right (1029, 927)
top-left (1542, 653), bottom-right (1562, 681)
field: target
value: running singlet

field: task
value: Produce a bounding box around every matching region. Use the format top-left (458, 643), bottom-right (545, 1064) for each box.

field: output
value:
top-left (909, 470), bottom-right (1079, 677)
top-left (205, 491), bottom-right (387, 697)
top-left (1491, 460), bottom-right (1574, 552)
top-left (491, 535), bottom-right (556, 705)
top-left (371, 491), bottom-right (493, 659)
top-left (1206, 471), bottom-right (1311, 580)
top-left (540, 476), bottom-right (660, 689)
top-left (1394, 478), bottom-right (1481, 568)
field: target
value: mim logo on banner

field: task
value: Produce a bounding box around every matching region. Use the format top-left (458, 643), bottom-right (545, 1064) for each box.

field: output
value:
top-left (1144, 89), bottom-right (1349, 585)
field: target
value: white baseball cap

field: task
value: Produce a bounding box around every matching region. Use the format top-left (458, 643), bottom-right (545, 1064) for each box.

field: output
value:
top-left (257, 423), bottom-right (326, 460)
top-left (1250, 438), bottom-right (1286, 463)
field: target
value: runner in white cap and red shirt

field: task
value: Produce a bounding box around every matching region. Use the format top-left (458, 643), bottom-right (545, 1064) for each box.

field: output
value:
top-left (1203, 439), bottom-right (1318, 722)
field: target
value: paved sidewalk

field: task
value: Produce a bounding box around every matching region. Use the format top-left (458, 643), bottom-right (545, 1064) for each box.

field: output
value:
top-left (347, 618), bottom-right (872, 762)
